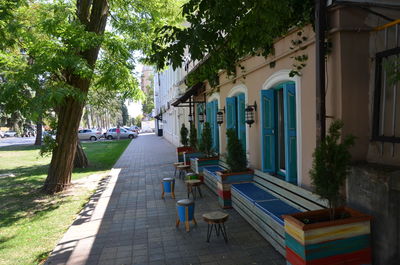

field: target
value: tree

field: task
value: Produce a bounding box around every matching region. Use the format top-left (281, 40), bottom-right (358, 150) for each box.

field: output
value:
top-left (142, 86), bottom-right (154, 116)
top-left (310, 120), bottom-right (355, 220)
top-left (189, 122), bottom-right (197, 150)
top-left (1, 0), bottom-right (184, 194)
top-left (226, 129), bottom-right (247, 172)
top-left (150, 0), bottom-right (313, 87)
top-left (199, 122), bottom-right (213, 157)
top-left (180, 123), bottom-right (189, 147)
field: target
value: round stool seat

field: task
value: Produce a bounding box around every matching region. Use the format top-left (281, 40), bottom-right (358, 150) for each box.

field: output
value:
top-left (177, 164), bottom-right (190, 169)
top-left (185, 179), bottom-right (201, 185)
top-left (176, 199), bottom-right (194, 206)
top-left (203, 211), bottom-right (229, 224)
top-left (202, 211), bottom-right (229, 243)
top-left (163, 177), bottom-right (174, 182)
top-left (174, 162), bottom-right (184, 167)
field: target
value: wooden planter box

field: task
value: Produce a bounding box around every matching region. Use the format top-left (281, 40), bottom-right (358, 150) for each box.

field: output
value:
top-left (190, 156), bottom-right (219, 174)
top-left (215, 169), bottom-right (254, 208)
top-left (176, 146), bottom-right (195, 163)
top-left (283, 207), bottom-right (372, 265)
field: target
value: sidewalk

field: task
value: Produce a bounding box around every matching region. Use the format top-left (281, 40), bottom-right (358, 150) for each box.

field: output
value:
top-left (46, 134), bottom-right (285, 265)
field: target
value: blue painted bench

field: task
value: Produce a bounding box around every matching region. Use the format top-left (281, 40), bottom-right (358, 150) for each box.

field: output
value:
top-left (231, 169), bottom-right (328, 256)
top-left (203, 165), bottom-right (226, 195)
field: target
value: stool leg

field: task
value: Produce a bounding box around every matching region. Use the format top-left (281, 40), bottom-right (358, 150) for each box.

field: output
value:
top-left (216, 224), bottom-right (220, 236)
top-left (172, 192), bottom-right (175, 199)
top-left (192, 218), bottom-right (197, 225)
top-left (185, 221), bottom-right (190, 232)
top-left (175, 219), bottom-right (180, 227)
top-left (197, 186), bottom-right (202, 198)
top-left (161, 184), bottom-right (164, 199)
top-left (206, 224), bottom-right (213, 242)
top-left (174, 167), bottom-right (177, 178)
top-left (221, 223), bottom-right (228, 243)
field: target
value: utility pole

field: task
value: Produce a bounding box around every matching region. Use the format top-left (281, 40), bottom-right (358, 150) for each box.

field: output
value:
top-left (315, 0), bottom-right (327, 142)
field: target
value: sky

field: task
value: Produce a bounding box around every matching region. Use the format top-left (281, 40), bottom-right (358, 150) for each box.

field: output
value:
top-left (127, 63), bottom-right (143, 118)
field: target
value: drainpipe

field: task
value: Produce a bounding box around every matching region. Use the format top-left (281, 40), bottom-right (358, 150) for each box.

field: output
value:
top-left (315, 0), bottom-right (327, 142)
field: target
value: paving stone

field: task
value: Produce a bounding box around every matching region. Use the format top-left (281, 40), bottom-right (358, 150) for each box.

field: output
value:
top-left (45, 134), bottom-right (285, 265)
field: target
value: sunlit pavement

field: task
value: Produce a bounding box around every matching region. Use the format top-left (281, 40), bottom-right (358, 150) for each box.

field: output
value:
top-left (45, 134), bottom-right (284, 265)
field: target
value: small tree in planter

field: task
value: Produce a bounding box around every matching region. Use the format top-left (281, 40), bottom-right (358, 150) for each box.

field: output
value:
top-left (189, 123), bottom-right (197, 150)
top-left (199, 122), bottom-right (213, 157)
top-left (226, 128), bottom-right (247, 172)
top-left (180, 123), bottom-right (189, 147)
top-left (283, 120), bottom-right (372, 265)
top-left (310, 119), bottom-right (355, 220)
top-left (177, 123), bottom-right (193, 163)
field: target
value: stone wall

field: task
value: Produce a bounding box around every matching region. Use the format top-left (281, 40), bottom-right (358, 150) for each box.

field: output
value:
top-left (347, 164), bottom-right (400, 265)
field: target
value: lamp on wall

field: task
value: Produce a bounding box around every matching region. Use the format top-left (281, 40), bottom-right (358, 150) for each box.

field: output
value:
top-left (198, 112), bottom-right (205, 123)
top-left (188, 114), bottom-right (193, 123)
top-left (245, 101), bottom-right (257, 127)
top-left (217, 107), bottom-right (225, 126)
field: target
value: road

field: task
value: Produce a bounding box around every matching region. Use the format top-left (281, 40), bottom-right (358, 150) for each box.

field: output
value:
top-left (0, 136), bottom-right (36, 148)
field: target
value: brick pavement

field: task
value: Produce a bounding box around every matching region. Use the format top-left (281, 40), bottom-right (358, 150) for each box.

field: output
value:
top-left (46, 134), bottom-right (285, 265)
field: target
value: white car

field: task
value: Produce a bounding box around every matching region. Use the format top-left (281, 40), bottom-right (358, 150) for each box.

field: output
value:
top-left (105, 128), bottom-right (136, 140)
top-left (78, 129), bottom-right (102, 141)
top-left (4, 131), bottom-right (17, 137)
top-left (0, 131), bottom-right (4, 138)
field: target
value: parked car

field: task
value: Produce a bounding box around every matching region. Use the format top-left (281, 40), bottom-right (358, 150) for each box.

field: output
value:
top-left (124, 127), bottom-right (139, 137)
top-left (129, 126), bottom-right (140, 135)
top-left (105, 127), bottom-right (136, 139)
top-left (78, 129), bottom-right (102, 141)
top-left (43, 130), bottom-right (56, 139)
top-left (0, 131), bottom-right (4, 138)
top-left (4, 131), bottom-right (17, 137)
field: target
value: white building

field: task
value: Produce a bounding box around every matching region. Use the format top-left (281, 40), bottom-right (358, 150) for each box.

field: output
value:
top-left (154, 58), bottom-right (199, 146)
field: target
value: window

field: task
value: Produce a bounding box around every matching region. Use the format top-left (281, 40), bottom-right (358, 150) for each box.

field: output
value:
top-left (206, 100), bottom-right (219, 153)
top-left (373, 47), bottom-right (400, 143)
top-left (261, 82), bottom-right (297, 184)
top-left (226, 93), bottom-right (246, 150)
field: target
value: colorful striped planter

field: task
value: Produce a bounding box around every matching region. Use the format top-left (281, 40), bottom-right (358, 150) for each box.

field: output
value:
top-left (283, 207), bottom-right (372, 265)
top-left (215, 169), bottom-right (254, 208)
top-left (176, 146), bottom-right (195, 163)
top-left (190, 156), bottom-right (219, 174)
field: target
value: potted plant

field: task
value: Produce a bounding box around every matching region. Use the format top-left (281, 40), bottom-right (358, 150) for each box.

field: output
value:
top-left (283, 120), bottom-right (372, 265)
top-left (215, 128), bottom-right (253, 208)
top-left (177, 123), bottom-right (195, 163)
top-left (191, 122), bottom-right (219, 177)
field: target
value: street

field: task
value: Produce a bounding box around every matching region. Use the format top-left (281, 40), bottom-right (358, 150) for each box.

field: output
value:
top-left (0, 136), bottom-right (36, 148)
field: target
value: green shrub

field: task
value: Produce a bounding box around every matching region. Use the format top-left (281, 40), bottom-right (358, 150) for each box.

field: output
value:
top-left (189, 123), bottom-right (197, 149)
top-left (310, 120), bottom-right (355, 219)
top-left (226, 128), bottom-right (247, 172)
top-left (180, 123), bottom-right (189, 146)
top-left (199, 122), bottom-right (213, 157)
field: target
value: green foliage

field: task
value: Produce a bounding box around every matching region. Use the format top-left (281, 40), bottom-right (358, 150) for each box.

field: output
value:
top-left (142, 86), bottom-right (155, 115)
top-left (226, 128), bottom-right (247, 172)
top-left (310, 120), bottom-right (355, 217)
top-left (180, 123), bottom-right (189, 146)
top-left (151, 0), bottom-right (313, 87)
top-left (39, 134), bottom-right (57, 157)
top-left (199, 122), bottom-right (213, 156)
top-left (189, 122), bottom-right (197, 149)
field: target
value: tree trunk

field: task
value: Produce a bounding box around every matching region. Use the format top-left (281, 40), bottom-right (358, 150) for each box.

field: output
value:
top-left (74, 141), bottom-right (88, 168)
top-left (34, 117), bottom-right (43, 145)
top-left (42, 0), bottom-right (109, 194)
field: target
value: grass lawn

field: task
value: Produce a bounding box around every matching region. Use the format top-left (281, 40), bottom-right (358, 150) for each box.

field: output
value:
top-left (0, 139), bottom-right (131, 265)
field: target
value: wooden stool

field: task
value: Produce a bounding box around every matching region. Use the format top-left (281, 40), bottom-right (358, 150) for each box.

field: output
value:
top-left (202, 211), bottom-right (229, 243)
top-left (185, 179), bottom-right (202, 200)
top-left (176, 164), bottom-right (191, 179)
top-left (173, 162), bottom-right (184, 178)
top-left (176, 199), bottom-right (196, 232)
top-left (161, 178), bottom-right (175, 199)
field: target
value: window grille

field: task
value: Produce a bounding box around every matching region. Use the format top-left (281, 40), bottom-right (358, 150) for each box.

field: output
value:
top-left (372, 47), bottom-right (400, 143)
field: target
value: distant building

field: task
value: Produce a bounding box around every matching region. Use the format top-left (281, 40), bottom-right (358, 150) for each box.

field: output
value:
top-left (140, 65), bottom-right (154, 95)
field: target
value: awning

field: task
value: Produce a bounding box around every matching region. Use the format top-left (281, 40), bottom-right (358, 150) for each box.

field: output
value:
top-left (171, 82), bottom-right (204, 107)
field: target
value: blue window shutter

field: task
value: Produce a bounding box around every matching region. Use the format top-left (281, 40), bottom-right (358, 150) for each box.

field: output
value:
top-left (206, 102), bottom-right (212, 124)
top-left (261, 89), bottom-right (276, 173)
top-left (226, 97), bottom-right (237, 131)
top-left (237, 93), bottom-right (246, 151)
top-left (283, 82), bottom-right (297, 184)
top-left (212, 100), bottom-right (219, 153)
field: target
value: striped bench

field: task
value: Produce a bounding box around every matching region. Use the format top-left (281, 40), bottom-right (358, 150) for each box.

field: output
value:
top-left (231, 169), bottom-right (328, 256)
